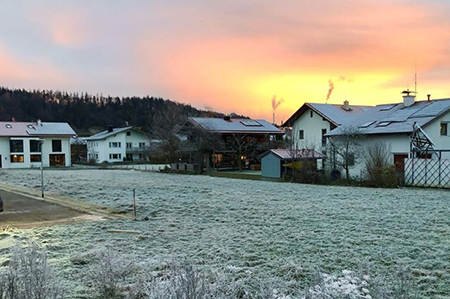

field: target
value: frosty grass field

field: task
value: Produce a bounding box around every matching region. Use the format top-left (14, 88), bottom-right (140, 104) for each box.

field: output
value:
top-left (1, 168), bottom-right (450, 297)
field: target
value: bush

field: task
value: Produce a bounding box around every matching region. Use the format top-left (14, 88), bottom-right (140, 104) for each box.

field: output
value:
top-left (0, 242), bottom-right (63, 299)
top-left (365, 143), bottom-right (398, 187)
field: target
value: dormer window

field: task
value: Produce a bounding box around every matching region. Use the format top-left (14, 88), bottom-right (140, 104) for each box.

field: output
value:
top-left (5, 124), bottom-right (11, 129)
top-left (27, 125), bottom-right (34, 129)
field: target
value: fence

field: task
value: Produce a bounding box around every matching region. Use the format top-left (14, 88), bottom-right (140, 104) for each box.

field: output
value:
top-left (404, 158), bottom-right (450, 188)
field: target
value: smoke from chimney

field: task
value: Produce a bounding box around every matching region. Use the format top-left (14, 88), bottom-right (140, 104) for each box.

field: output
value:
top-left (271, 95), bottom-right (284, 125)
top-left (271, 95), bottom-right (284, 111)
top-left (326, 79), bottom-right (334, 102)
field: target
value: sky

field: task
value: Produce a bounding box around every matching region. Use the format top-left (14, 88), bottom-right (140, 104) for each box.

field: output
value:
top-left (1, 0), bottom-right (450, 124)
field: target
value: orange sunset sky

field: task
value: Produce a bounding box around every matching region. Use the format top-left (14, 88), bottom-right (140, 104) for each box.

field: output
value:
top-left (1, 1), bottom-right (450, 123)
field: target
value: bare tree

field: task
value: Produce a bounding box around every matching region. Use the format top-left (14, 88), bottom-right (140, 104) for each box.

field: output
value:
top-left (183, 123), bottom-right (222, 173)
top-left (285, 136), bottom-right (321, 183)
top-left (153, 110), bottom-right (186, 163)
top-left (328, 126), bottom-right (363, 181)
top-left (225, 133), bottom-right (257, 171)
top-left (365, 142), bottom-right (397, 187)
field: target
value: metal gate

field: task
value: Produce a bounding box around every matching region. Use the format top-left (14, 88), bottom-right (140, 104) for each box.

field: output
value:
top-left (405, 157), bottom-right (450, 188)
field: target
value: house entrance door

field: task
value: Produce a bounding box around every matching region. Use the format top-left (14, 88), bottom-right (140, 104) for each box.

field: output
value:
top-left (394, 154), bottom-right (408, 172)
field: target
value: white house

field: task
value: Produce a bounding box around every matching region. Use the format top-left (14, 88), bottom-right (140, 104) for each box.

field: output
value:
top-left (86, 126), bottom-right (151, 163)
top-left (0, 120), bottom-right (76, 168)
top-left (282, 101), bottom-right (370, 151)
top-left (326, 93), bottom-right (450, 178)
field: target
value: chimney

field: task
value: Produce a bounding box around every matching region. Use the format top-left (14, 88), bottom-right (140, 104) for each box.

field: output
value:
top-left (402, 89), bottom-right (415, 107)
top-left (427, 94), bottom-right (431, 101)
top-left (37, 119), bottom-right (42, 126)
top-left (223, 114), bottom-right (231, 121)
top-left (342, 100), bottom-right (351, 111)
top-left (107, 125), bottom-right (113, 132)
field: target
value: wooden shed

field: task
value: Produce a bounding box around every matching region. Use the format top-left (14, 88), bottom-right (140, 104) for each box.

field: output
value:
top-left (259, 149), bottom-right (324, 179)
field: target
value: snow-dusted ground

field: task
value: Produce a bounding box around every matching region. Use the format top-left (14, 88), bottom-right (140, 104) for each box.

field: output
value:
top-left (1, 168), bottom-right (450, 297)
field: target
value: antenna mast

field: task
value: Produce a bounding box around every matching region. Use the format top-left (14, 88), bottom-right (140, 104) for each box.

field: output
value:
top-left (414, 59), bottom-right (417, 94)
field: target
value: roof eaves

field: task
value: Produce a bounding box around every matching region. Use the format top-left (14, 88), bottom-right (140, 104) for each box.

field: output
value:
top-left (307, 104), bottom-right (339, 126)
top-left (282, 103), bottom-right (308, 127)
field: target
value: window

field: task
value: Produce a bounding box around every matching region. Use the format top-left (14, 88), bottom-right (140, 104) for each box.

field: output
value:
top-left (30, 140), bottom-right (41, 152)
top-left (11, 154), bottom-right (24, 163)
top-left (310, 111), bottom-right (313, 118)
top-left (109, 153), bottom-right (122, 159)
top-left (321, 129), bottom-right (327, 146)
top-left (10, 140), bottom-right (23, 153)
top-left (376, 121), bottom-right (391, 127)
top-left (52, 140), bottom-right (62, 152)
top-left (441, 122), bottom-right (448, 136)
top-left (299, 130), bottom-right (304, 140)
top-left (109, 142), bottom-right (121, 148)
top-left (126, 131), bottom-right (131, 136)
top-left (126, 142), bottom-right (132, 149)
top-left (139, 142), bottom-right (145, 148)
top-left (30, 154), bottom-right (41, 162)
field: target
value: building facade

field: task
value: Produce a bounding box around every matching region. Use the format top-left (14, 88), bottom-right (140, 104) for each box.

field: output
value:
top-left (0, 121), bottom-right (76, 168)
top-left (86, 126), bottom-right (151, 163)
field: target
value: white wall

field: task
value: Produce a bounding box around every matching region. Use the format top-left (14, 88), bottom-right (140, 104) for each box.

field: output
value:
top-left (423, 110), bottom-right (450, 159)
top-left (0, 137), bottom-right (72, 169)
top-left (88, 129), bottom-right (152, 163)
top-left (292, 108), bottom-right (331, 151)
top-left (340, 134), bottom-right (411, 178)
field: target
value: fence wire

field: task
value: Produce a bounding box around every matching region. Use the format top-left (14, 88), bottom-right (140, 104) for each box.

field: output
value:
top-left (405, 158), bottom-right (450, 188)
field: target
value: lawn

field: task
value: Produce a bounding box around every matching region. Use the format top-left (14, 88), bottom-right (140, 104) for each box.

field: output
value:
top-left (0, 168), bottom-right (449, 298)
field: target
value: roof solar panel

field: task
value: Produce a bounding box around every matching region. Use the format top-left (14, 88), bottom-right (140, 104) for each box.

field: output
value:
top-left (240, 120), bottom-right (262, 126)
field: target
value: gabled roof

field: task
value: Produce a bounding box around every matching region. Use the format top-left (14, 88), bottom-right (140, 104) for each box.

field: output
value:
top-left (86, 126), bottom-right (150, 141)
top-left (0, 121), bottom-right (76, 137)
top-left (188, 117), bottom-right (284, 135)
top-left (326, 98), bottom-right (450, 137)
top-left (86, 126), bottom-right (133, 141)
top-left (259, 148), bottom-right (325, 160)
top-left (283, 102), bottom-right (370, 127)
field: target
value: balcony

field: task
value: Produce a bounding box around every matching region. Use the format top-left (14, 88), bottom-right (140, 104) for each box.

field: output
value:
top-left (126, 146), bottom-right (152, 153)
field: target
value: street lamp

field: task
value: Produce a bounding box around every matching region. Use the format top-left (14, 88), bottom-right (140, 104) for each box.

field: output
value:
top-left (38, 139), bottom-right (45, 198)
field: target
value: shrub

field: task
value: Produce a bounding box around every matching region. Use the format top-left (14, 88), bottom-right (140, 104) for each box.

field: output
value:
top-left (0, 242), bottom-right (63, 299)
top-left (365, 143), bottom-right (398, 187)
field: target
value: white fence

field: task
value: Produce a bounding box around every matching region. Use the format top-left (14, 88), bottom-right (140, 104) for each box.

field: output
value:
top-left (404, 158), bottom-right (450, 188)
top-left (109, 164), bottom-right (169, 171)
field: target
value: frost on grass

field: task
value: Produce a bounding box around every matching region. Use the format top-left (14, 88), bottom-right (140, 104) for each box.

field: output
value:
top-left (0, 242), bottom-right (63, 299)
top-left (0, 169), bottom-right (448, 297)
top-left (0, 240), bottom-right (419, 299)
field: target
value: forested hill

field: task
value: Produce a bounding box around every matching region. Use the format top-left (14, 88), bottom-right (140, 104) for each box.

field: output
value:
top-left (0, 87), bottom-right (228, 135)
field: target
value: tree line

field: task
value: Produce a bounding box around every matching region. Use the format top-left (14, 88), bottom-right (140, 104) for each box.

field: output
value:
top-left (0, 87), bottom-right (227, 136)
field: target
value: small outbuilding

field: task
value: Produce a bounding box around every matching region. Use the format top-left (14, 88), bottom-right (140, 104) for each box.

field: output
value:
top-left (259, 149), bottom-right (324, 179)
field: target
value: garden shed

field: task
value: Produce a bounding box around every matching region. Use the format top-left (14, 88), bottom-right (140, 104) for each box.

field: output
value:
top-left (259, 149), bottom-right (324, 179)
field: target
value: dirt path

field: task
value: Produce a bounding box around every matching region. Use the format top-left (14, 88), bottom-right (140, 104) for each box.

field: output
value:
top-left (0, 183), bottom-right (130, 229)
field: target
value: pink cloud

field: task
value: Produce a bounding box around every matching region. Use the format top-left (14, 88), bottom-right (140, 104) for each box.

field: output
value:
top-left (0, 43), bottom-right (68, 90)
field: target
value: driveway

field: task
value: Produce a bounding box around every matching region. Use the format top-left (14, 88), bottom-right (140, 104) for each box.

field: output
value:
top-left (0, 188), bottom-right (126, 229)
